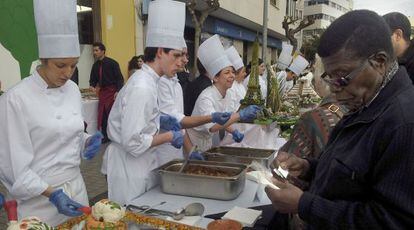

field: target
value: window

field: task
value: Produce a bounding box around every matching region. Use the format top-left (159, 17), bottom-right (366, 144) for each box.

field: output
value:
top-left (270, 0), bottom-right (279, 8)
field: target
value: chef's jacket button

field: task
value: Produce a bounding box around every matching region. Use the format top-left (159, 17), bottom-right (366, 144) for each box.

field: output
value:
top-left (56, 115), bottom-right (62, 119)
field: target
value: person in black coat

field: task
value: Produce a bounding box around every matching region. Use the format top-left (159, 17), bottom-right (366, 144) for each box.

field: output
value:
top-left (183, 59), bottom-right (212, 116)
top-left (266, 10), bottom-right (414, 229)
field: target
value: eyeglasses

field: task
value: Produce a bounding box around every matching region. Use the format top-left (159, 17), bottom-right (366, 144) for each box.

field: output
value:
top-left (321, 60), bottom-right (370, 87)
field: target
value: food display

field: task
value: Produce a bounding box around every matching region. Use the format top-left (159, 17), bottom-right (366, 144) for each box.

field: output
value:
top-left (80, 88), bottom-right (98, 100)
top-left (206, 219), bottom-right (242, 230)
top-left (183, 165), bottom-right (238, 177)
top-left (85, 199), bottom-right (126, 229)
top-left (158, 160), bottom-right (247, 200)
top-left (7, 217), bottom-right (54, 230)
top-left (56, 199), bottom-right (203, 230)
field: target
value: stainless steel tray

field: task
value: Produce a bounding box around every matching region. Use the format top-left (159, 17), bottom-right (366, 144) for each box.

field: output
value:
top-left (202, 146), bottom-right (276, 168)
top-left (158, 160), bottom-right (247, 200)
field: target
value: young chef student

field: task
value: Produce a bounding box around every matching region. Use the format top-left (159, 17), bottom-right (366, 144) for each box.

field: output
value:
top-left (187, 35), bottom-right (262, 151)
top-left (0, 0), bottom-right (102, 226)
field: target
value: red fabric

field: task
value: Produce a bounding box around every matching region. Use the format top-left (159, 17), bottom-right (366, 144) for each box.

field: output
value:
top-left (97, 85), bottom-right (117, 130)
top-left (4, 200), bottom-right (17, 221)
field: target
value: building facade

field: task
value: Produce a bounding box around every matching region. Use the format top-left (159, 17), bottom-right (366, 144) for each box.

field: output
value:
top-left (303, 0), bottom-right (353, 41)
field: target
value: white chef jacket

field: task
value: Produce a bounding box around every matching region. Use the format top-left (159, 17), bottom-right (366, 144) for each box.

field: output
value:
top-left (156, 75), bottom-right (185, 166)
top-left (187, 85), bottom-right (233, 151)
top-left (276, 71), bottom-right (294, 97)
top-left (0, 71), bottom-right (89, 226)
top-left (105, 64), bottom-right (161, 205)
top-left (243, 74), bottom-right (267, 100)
top-left (228, 81), bottom-right (246, 111)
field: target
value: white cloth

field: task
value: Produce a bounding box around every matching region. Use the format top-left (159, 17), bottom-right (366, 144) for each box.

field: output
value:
top-left (0, 71), bottom-right (89, 225)
top-left (187, 85), bottom-right (233, 151)
top-left (34, 0), bottom-right (79, 58)
top-left (156, 75), bottom-right (185, 166)
top-left (197, 35), bottom-right (232, 78)
top-left (243, 74), bottom-right (267, 100)
top-left (228, 81), bottom-right (246, 111)
top-left (145, 0), bottom-right (185, 50)
top-left (81, 99), bottom-right (98, 134)
top-left (225, 46), bottom-right (244, 71)
top-left (105, 64), bottom-right (161, 205)
top-left (220, 123), bottom-right (285, 150)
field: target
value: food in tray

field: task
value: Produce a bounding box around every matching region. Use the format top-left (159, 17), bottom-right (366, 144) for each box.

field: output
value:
top-left (206, 219), bottom-right (243, 230)
top-left (183, 165), bottom-right (238, 177)
top-left (7, 217), bottom-right (54, 230)
top-left (85, 199), bottom-right (126, 229)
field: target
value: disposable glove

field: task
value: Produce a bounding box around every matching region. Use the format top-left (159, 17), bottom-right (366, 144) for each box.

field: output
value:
top-left (189, 151), bottom-right (205, 160)
top-left (171, 131), bottom-right (184, 148)
top-left (0, 193), bottom-right (4, 209)
top-left (239, 105), bottom-right (262, 122)
top-left (49, 189), bottom-right (83, 217)
top-left (82, 131), bottom-right (103, 160)
top-left (160, 115), bottom-right (181, 131)
top-left (211, 112), bottom-right (232, 125)
top-left (232, 129), bottom-right (244, 143)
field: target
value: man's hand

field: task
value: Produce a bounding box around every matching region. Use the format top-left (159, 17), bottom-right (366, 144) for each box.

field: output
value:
top-left (272, 151), bottom-right (310, 178)
top-left (211, 112), bottom-right (232, 125)
top-left (231, 129), bottom-right (244, 143)
top-left (49, 189), bottom-right (83, 217)
top-left (82, 131), bottom-right (103, 160)
top-left (265, 177), bottom-right (303, 213)
top-left (160, 115), bottom-right (181, 131)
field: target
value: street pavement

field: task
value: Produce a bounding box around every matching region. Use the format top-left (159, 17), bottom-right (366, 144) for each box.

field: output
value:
top-left (0, 144), bottom-right (109, 228)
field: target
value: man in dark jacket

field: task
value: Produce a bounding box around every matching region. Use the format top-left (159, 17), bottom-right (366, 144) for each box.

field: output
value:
top-left (89, 42), bottom-right (124, 142)
top-left (383, 12), bottom-right (414, 82)
top-left (266, 10), bottom-right (414, 229)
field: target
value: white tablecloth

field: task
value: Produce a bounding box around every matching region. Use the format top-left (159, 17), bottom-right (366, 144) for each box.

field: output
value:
top-left (220, 122), bottom-right (286, 150)
top-left (129, 180), bottom-right (271, 228)
top-left (81, 99), bottom-right (98, 134)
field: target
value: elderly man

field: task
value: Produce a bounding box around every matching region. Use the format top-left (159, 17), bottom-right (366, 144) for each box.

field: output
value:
top-left (383, 12), bottom-right (414, 82)
top-left (266, 10), bottom-right (414, 229)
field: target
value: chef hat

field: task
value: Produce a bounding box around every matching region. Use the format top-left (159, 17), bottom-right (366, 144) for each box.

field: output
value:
top-left (288, 55), bottom-right (309, 76)
top-left (225, 46), bottom-right (244, 71)
top-left (146, 0), bottom-right (186, 50)
top-left (198, 35), bottom-right (232, 78)
top-left (34, 0), bottom-right (79, 58)
top-left (277, 42), bottom-right (293, 70)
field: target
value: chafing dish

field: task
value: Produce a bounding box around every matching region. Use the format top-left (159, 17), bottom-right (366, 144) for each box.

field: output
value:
top-left (158, 160), bottom-right (247, 200)
top-left (203, 146), bottom-right (276, 168)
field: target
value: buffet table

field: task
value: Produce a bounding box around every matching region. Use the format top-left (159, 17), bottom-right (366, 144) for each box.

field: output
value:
top-left (81, 98), bottom-right (98, 134)
top-left (130, 180), bottom-right (272, 229)
top-left (220, 122), bottom-right (287, 149)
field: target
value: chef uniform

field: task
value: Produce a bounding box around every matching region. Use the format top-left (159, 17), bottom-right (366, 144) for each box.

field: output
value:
top-left (277, 55), bottom-right (309, 96)
top-left (225, 46), bottom-right (246, 111)
top-left (0, 0), bottom-right (89, 226)
top-left (105, 0), bottom-right (186, 206)
top-left (156, 43), bottom-right (187, 166)
top-left (187, 35), bottom-right (234, 151)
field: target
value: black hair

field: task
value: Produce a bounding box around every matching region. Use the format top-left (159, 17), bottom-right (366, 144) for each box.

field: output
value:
top-left (383, 12), bottom-right (412, 42)
top-left (318, 10), bottom-right (394, 62)
top-left (137, 54), bottom-right (144, 60)
top-left (93, 42), bottom-right (106, 52)
top-left (196, 58), bottom-right (207, 75)
top-left (143, 47), bottom-right (173, 62)
top-left (128, 56), bottom-right (139, 71)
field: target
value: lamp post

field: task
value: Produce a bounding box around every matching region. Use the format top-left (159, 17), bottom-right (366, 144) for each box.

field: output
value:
top-left (262, 0), bottom-right (268, 64)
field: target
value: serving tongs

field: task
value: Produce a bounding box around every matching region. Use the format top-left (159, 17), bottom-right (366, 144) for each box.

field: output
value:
top-left (178, 145), bottom-right (198, 173)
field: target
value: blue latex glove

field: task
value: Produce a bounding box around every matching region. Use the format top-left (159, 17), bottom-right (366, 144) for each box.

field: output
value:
top-left (211, 112), bottom-right (232, 125)
top-left (232, 129), bottom-right (244, 143)
top-left (82, 131), bottom-right (103, 160)
top-left (189, 151), bottom-right (205, 160)
top-left (239, 105), bottom-right (262, 122)
top-left (49, 189), bottom-right (83, 217)
top-left (0, 193), bottom-right (4, 209)
top-left (171, 131), bottom-right (184, 149)
top-left (160, 115), bottom-right (181, 131)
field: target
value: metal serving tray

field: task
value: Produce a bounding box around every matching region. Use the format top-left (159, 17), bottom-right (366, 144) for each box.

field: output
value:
top-left (158, 160), bottom-right (247, 200)
top-left (203, 146), bottom-right (276, 168)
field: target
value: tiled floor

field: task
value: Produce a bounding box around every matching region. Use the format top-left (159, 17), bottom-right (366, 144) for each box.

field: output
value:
top-left (0, 144), bottom-right (109, 228)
